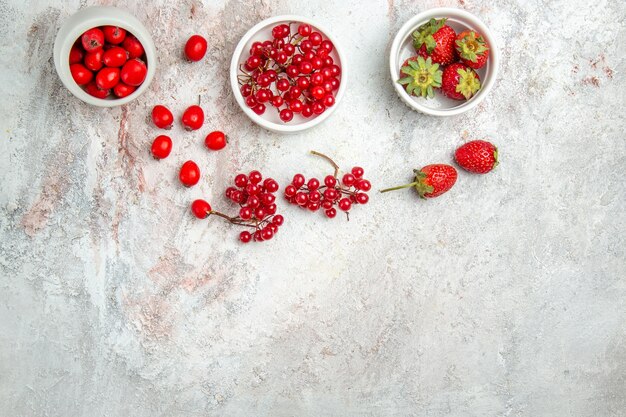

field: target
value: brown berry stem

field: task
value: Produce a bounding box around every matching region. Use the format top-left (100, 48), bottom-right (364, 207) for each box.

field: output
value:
top-left (310, 150), bottom-right (340, 178)
top-left (379, 182), bottom-right (417, 193)
top-left (208, 210), bottom-right (257, 228)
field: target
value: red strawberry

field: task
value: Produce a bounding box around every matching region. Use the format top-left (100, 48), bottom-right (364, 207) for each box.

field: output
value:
top-left (455, 140), bottom-right (498, 174)
top-left (380, 164), bottom-right (457, 199)
top-left (455, 30), bottom-right (489, 69)
top-left (397, 56), bottom-right (442, 98)
top-left (441, 63), bottom-right (481, 100)
top-left (412, 18), bottom-right (457, 65)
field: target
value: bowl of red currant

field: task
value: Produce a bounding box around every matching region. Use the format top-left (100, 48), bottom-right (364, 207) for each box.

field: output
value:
top-left (54, 6), bottom-right (156, 107)
top-left (230, 15), bottom-right (346, 133)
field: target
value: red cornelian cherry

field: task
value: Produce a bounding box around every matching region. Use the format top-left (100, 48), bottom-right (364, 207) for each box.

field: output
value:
top-left (205, 131), bottom-right (227, 150)
top-left (103, 46), bottom-right (128, 67)
top-left (81, 28), bottom-right (104, 52)
top-left (84, 49), bottom-right (103, 71)
top-left (103, 26), bottom-right (126, 45)
top-left (185, 35), bottom-right (207, 61)
top-left (70, 64), bottom-right (92, 85)
top-left (151, 135), bottom-right (172, 159)
top-left (85, 81), bottom-right (109, 98)
top-left (69, 45), bottom-right (84, 64)
top-left (122, 35), bottom-right (144, 59)
top-left (113, 82), bottom-right (136, 98)
top-left (182, 105), bottom-right (204, 130)
top-left (95, 67), bottom-right (120, 90)
top-left (179, 160), bottom-right (200, 187)
top-left (152, 105), bottom-right (174, 129)
top-left (120, 58), bottom-right (147, 86)
top-left (191, 199), bottom-right (212, 219)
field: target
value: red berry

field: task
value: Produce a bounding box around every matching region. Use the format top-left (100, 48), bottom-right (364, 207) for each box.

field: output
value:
top-left (260, 193), bottom-right (276, 206)
top-left (246, 184), bottom-right (260, 195)
top-left (298, 24), bottom-right (311, 36)
top-left (239, 207), bottom-right (253, 220)
top-left (191, 199), bottom-right (212, 219)
top-left (351, 166), bottom-right (364, 178)
top-left (356, 193), bottom-right (369, 204)
top-left (320, 40), bottom-right (334, 53)
top-left (276, 78), bottom-right (290, 91)
top-left (241, 84), bottom-right (252, 97)
top-left (292, 174), bottom-right (305, 188)
top-left (284, 185), bottom-right (297, 197)
top-left (185, 35), bottom-right (208, 61)
top-left (122, 35), bottom-right (144, 59)
top-left (205, 131), bottom-right (227, 151)
top-left (454, 140), bottom-right (498, 174)
top-left (308, 191), bottom-right (321, 202)
top-left (279, 109), bottom-right (294, 122)
top-left (323, 94), bottom-right (335, 107)
top-left (120, 58), bottom-right (147, 86)
top-left (254, 207), bottom-right (266, 219)
top-left (299, 61), bottom-right (313, 74)
top-left (253, 231), bottom-right (263, 242)
top-left (324, 175), bottom-right (337, 188)
top-left (179, 160), bottom-right (201, 187)
top-left (355, 179), bottom-right (371, 191)
top-left (338, 198), bottom-right (351, 211)
top-left (309, 32), bottom-right (322, 46)
top-left (289, 99), bottom-right (303, 113)
top-left (103, 26), bottom-right (127, 44)
top-left (307, 178), bottom-right (320, 190)
top-left (85, 81), bottom-right (109, 99)
top-left (84, 49), bottom-right (103, 71)
top-left (272, 214), bottom-right (284, 226)
top-left (95, 67), bottom-right (120, 90)
top-left (70, 63), bottom-right (92, 85)
top-left (103, 46), bottom-right (128, 67)
top-left (151, 135), bottom-right (172, 159)
top-left (254, 103), bottom-right (267, 115)
top-left (301, 104), bottom-right (313, 118)
top-left (311, 86), bottom-right (325, 100)
top-left (261, 227), bottom-right (273, 240)
top-left (295, 192), bottom-right (308, 206)
top-left (234, 174), bottom-right (248, 188)
top-left (263, 178), bottom-right (279, 193)
top-left (323, 188), bottom-right (338, 200)
top-left (240, 231), bottom-right (252, 243)
top-left (151, 105), bottom-right (173, 129)
top-left (182, 105), bottom-right (204, 130)
top-left (325, 208), bottom-right (337, 218)
top-left (248, 170), bottom-right (262, 184)
top-left (270, 95), bottom-right (284, 107)
top-left (113, 82), bottom-right (136, 98)
top-left (69, 45), bottom-right (84, 64)
top-left (81, 28), bottom-right (104, 52)
top-left (342, 173), bottom-right (356, 186)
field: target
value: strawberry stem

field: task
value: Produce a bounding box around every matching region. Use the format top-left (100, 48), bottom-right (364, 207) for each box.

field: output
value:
top-left (379, 182), bottom-right (417, 193)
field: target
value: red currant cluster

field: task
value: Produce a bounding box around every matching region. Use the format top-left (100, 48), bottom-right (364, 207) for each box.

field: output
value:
top-left (191, 171), bottom-right (284, 243)
top-left (69, 26), bottom-right (147, 99)
top-left (284, 151), bottom-right (371, 218)
top-left (238, 22), bottom-right (341, 122)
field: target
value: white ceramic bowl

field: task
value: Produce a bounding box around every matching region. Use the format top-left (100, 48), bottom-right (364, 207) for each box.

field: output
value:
top-left (53, 6), bottom-right (157, 107)
top-left (390, 8), bottom-right (499, 116)
top-left (230, 15), bottom-right (347, 134)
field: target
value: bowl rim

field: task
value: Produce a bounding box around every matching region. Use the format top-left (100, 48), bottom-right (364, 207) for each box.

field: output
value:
top-left (54, 6), bottom-right (157, 107)
top-left (229, 14), bottom-right (347, 133)
top-left (389, 7), bottom-right (499, 117)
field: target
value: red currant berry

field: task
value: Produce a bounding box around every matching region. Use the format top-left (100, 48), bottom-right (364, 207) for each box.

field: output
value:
top-left (103, 26), bottom-right (126, 45)
top-left (324, 56), bottom-right (334, 67)
top-left (356, 193), bottom-right (369, 204)
top-left (248, 170), bottom-right (262, 184)
top-left (321, 67), bottom-right (333, 79)
top-left (322, 81), bottom-right (333, 92)
top-left (254, 207), bottom-right (266, 219)
top-left (301, 104), bottom-right (313, 117)
top-left (252, 104), bottom-right (266, 115)
top-left (191, 199), bottom-right (211, 219)
top-left (304, 51), bottom-right (316, 62)
top-left (338, 198), bottom-right (351, 211)
top-left (320, 40), bottom-right (334, 53)
top-left (307, 201), bottom-right (320, 211)
top-left (257, 73), bottom-right (271, 87)
top-left (329, 65), bottom-right (341, 77)
top-left (351, 166), bottom-right (364, 178)
top-left (241, 83), bottom-right (252, 97)
top-left (205, 131), bottom-right (227, 151)
top-left (246, 55), bottom-right (262, 70)
top-left (289, 99), bottom-right (303, 113)
top-left (311, 73), bottom-right (324, 86)
top-left (250, 41), bottom-right (263, 56)
top-left (356, 179), bottom-right (371, 191)
top-left (81, 28), bottom-right (104, 52)
top-left (299, 61), bottom-right (313, 74)
top-left (296, 77), bottom-right (310, 89)
top-left (325, 208), bottom-right (337, 218)
top-left (275, 51), bottom-right (288, 64)
top-left (265, 203), bottom-right (277, 215)
top-left (120, 58), bottom-right (147, 86)
top-left (70, 63), bottom-right (92, 85)
top-left (279, 109), bottom-right (294, 122)
top-left (181, 105), bottom-right (204, 131)
top-left (240, 231), bottom-right (252, 243)
top-left (122, 35), bottom-right (144, 59)
top-left (330, 77), bottom-right (340, 90)
top-left (289, 86), bottom-right (302, 98)
top-left (84, 49), bottom-right (103, 71)
top-left (272, 24), bottom-right (288, 39)
top-left (151, 135), bottom-right (172, 159)
top-left (253, 230), bottom-right (263, 242)
top-left (324, 175), bottom-right (337, 187)
top-left (270, 95), bottom-right (284, 107)
top-left (342, 173), bottom-right (356, 186)
top-left (185, 35), bottom-right (208, 61)
top-left (316, 48), bottom-right (329, 60)
top-left (239, 207), bottom-right (253, 220)
top-left (292, 174), bottom-right (305, 188)
top-left (311, 86), bottom-right (325, 100)
top-left (312, 101), bottom-right (325, 115)
top-left (254, 89), bottom-right (270, 103)
top-left (307, 178), bottom-right (320, 190)
top-left (308, 190), bottom-right (321, 202)
top-left (261, 227), bottom-right (273, 240)
top-left (292, 54), bottom-right (304, 65)
top-left (245, 95), bottom-right (257, 108)
top-left (266, 69), bottom-right (277, 81)
top-left (246, 195), bottom-right (260, 208)
top-left (263, 178), bottom-right (279, 193)
top-left (260, 193), bottom-right (276, 206)
top-left (323, 94), bottom-right (335, 107)
top-left (321, 199), bottom-right (333, 209)
top-left (179, 160), bottom-right (200, 187)
top-left (286, 65), bottom-right (299, 78)
top-left (152, 105), bottom-right (173, 129)
top-left (102, 46), bottom-right (128, 67)
top-left (311, 56), bottom-right (323, 70)
top-left (309, 32), bottom-right (323, 46)
top-left (295, 192), bottom-right (308, 206)
top-left (234, 174), bottom-right (248, 188)
top-left (300, 40), bottom-right (313, 52)
top-left (272, 214), bottom-right (284, 226)
top-left (284, 43), bottom-right (295, 56)
top-left (276, 78), bottom-right (290, 91)
top-left (285, 185), bottom-right (297, 197)
top-left (298, 24), bottom-right (312, 36)
top-left (246, 184), bottom-right (260, 195)
top-left (113, 82), bottom-right (136, 98)
top-left (323, 188), bottom-right (338, 200)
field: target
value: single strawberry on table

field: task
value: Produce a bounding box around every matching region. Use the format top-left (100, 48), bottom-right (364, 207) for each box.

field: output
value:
top-left (441, 63), bottom-right (481, 100)
top-left (455, 30), bottom-right (489, 69)
top-left (380, 164), bottom-right (458, 199)
top-left (398, 56), bottom-right (442, 98)
top-left (412, 18), bottom-right (457, 65)
top-left (455, 140), bottom-right (498, 174)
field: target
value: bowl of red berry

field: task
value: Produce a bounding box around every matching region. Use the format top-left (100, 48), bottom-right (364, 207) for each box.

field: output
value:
top-left (230, 15), bottom-right (346, 133)
top-left (53, 6), bottom-right (156, 107)
top-left (390, 8), bottom-right (499, 117)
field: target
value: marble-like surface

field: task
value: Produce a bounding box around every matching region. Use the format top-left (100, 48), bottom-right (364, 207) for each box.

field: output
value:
top-left (1, 0), bottom-right (625, 416)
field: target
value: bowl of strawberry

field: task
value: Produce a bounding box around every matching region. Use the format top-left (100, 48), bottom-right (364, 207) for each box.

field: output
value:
top-left (53, 6), bottom-right (156, 107)
top-left (390, 8), bottom-right (499, 116)
top-left (230, 15), bottom-right (346, 133)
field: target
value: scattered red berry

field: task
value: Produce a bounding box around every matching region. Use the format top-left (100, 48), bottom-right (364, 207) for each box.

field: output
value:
top-left (205, 131), bottom-right (227, 151)
top-left (181, 105), bottom-right (204, 130)
top-left (151, 135), bottom-right (173, 159)
top-left (454, 140), bottom-right (498, 174)
top-left (151, 105), bottom-right (173, 129)
top-left (191, 199), bottom-right (212, 219)
top-left (179, 160), bottom-right (201, 187)
top-left (380, 164), bottom-right (457, 199)
top-left (184, 35), bottom-right (208, 61)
